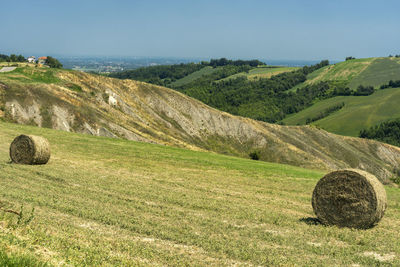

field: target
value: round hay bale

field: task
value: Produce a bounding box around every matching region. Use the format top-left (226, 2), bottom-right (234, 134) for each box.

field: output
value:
top-left (312, 169), bottom-right (387, 229)
top-left (9, 135), bottom-right (50, 165)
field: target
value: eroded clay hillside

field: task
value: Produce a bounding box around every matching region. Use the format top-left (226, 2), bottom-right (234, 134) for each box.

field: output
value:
top-left (1, 66), bottom-right (399, 182)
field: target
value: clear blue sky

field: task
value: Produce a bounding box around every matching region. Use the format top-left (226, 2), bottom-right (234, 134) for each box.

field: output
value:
top-left (1, 0), bottom-right (399, 60)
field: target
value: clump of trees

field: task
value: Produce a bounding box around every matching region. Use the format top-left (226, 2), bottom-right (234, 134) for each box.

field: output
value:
top-left (346, 56), bottom-right (356, 61)
top-left (45, 56), bottom-right (63, 68)
top-left (353, 85), bottom-right (374, 96)
top-left (360, 119), bottom-right (400, 147)
top-left (249, 150), bottom-right (260, 160)
top-left (332, 86), bottom-right (352, 96)
top-left (0, 54), bottom-right (26, 62)
top-left (380, 80), bottom-right (400, 89)
top-left (208, 58), bottom-right (265, 67)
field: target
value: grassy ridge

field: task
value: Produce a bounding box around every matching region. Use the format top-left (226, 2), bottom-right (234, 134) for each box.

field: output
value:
top-left (305, 58), bottom-right (375, 88)
top-left (0, 121), bottom-right (400, 265)
top-left (0, 67), bottom-right (62, 84)
top-left (282, 87), bottom-right (400, 136)
top-left (290, 57), bottom-right (400, 92)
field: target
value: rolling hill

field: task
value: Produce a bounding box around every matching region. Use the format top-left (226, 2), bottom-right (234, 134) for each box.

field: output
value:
top-left (293, 57), bottom-right (400, 90)
top-left (282, 57), bottom-right (400, 137)
top-left (1, 64), bottom-right (400, 182)
top-left (0, 121), bottom-right (400, 265)
top-left (110, 57), bottom-right (400, 130)
top-left (282, 87), bottom-right (400, 136)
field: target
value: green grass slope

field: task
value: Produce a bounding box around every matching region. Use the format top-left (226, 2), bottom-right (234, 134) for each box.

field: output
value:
top-left (282, 87), bottom-right (400, 136)
top-left (169, 66), bottom-right (218, 87)
top-left (0, 121), bottom-right (400, 266)
top-left (348, 58), bottom-right (400, 89)
top-left (307, 58), bottom-right (374, 86)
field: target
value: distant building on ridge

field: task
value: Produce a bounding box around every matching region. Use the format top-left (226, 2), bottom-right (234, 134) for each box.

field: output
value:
top-left (27, 56), bottom-right (36, 63)
top-left (38, 56), bottom-right (47, 65)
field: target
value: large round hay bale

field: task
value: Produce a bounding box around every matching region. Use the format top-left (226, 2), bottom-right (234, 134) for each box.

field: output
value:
top-left (312, 169), bottom-right (387, 229)
top-left (9, 135), bottom-right (50, 165)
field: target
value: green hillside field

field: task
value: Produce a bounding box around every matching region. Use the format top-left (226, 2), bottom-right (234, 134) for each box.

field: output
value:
top-left (169, 66), bottom-right (218, 87)
top-left (289, 57), bottom-right (400, 92)
top-left (0, 121), bottom-right (400, 265)
top-left (219, 66), bottom-right (300, 81)
top-left (282, 87), bottom-right (400, 136)
top-left (348, 58), bottom-right (400, 89)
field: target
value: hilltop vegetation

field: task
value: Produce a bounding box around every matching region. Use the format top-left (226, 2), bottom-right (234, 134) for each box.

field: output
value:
top-left (1, 65), bottom-right (400, 182)
top-left (1, 122), bottom-right (400, 265)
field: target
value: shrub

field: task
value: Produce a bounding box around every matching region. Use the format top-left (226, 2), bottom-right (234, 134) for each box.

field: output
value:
top-left (249, 150), bottom-right (260, 160)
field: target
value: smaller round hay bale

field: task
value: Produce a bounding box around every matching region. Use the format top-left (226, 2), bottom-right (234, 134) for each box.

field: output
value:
top-left (9, 135), bottom-right (50, 165)
top-left (312, 169), bottom-right (387, 229)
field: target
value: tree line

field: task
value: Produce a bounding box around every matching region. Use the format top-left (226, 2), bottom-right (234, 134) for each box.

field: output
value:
top-left (0, 54), bottom-right (26, 62)
top-left (207, 58), bottom-right (265, 67)
top-left (360, 119), bottom-right (400, 147)
top-left (380, 80), bottom-right (400, 89)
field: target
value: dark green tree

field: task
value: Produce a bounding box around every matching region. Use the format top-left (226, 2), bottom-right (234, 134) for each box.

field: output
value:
top-left (354, 85), bottom-right (374, 96)
top-left (16, 55), bottom-right (26, 62)
top-left (9, 54), bottom-right (17, 62)
top-left (45, 56), bottom-right (63, 68)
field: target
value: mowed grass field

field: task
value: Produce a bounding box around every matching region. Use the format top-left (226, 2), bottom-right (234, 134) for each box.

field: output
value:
top-left (0, 122), bottom-right (400, 266)
top-left (282, 87), bottom-right (400, 136)
top-left (220, 66), bottom-right (299, 82)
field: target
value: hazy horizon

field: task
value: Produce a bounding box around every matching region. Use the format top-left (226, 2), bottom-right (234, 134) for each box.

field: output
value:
top-left (2, 0), bottom-right (399, 61)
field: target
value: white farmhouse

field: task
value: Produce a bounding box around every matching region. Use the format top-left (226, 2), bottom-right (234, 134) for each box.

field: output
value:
top-left (27, 56), bottom-right (36, 63)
